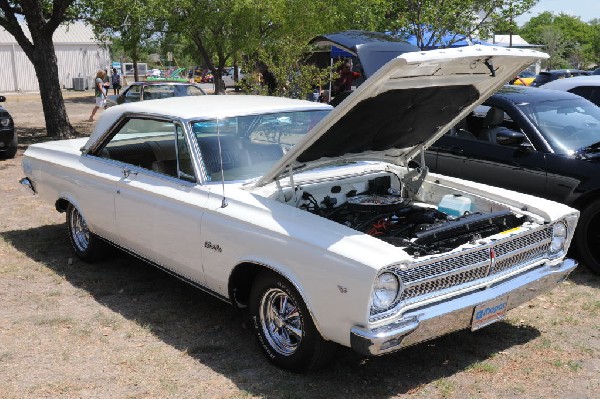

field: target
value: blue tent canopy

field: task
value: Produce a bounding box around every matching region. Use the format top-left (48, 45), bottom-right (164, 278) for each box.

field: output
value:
top-left (331, 46), bottom-right (353, 58)
top-left (404, 31), bottom-right (492, 49)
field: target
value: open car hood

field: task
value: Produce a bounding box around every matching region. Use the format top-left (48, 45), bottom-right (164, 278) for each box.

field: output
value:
top-left (255, 46), bottom-right (548, 188)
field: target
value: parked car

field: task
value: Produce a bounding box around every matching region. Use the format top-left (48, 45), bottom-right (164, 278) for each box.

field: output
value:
top-left (107, 81), bottom-right (206, 106)
top-left (20, 47), bottom-right (579, 371)
top-left (531, 69), bottom-right (591, 87)
top-left (221, 66), bottom-right (245, 88)
top-left (511, 69), bottom-right (536, 86)
top-left (539, 75), bottom-right (600, 106)
top-left (592, 68), bottom-right (600, 75)
top-left (0, 95), bottom-right (17, 159)
top-left (427, 85), bottom-right (599, 274)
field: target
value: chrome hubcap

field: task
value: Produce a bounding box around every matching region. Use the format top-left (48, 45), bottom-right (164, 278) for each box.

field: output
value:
top-left (70, 208), bottom-right (90, 252)
top-left (259, 288), bottom-right (303, 356)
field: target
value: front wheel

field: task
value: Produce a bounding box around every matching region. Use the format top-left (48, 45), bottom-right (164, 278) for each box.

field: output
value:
top-left (66, 204), bottom-right (108, 262)
top-left (249, 272), bottom-right (336, 371)
top-left (574, 199), bottom-right (600, 274)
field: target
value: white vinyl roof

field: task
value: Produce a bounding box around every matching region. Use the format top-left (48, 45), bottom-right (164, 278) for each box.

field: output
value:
top-left (86, 95), bottom-right (332, 148)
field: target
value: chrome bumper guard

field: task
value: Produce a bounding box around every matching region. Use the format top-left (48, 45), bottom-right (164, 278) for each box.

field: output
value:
top-left (350, 258), bottom-right (577, 356)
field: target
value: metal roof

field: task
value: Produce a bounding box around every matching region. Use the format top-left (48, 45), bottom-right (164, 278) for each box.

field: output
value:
top-left (0, 21), bottom-right (104, 45)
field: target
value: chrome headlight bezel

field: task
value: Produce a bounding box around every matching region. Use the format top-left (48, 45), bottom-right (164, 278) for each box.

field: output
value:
top-left (549, 221), bottom-right (568, 256)
top-left (371, 271), bottom-right (402, 311)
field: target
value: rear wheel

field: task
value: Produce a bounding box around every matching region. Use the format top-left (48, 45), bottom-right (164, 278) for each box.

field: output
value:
top-left (66, 204), bottom-right (108, 262)
top-left (574, 199), bottom-right (600, 274)
top-left (249, 272), bottom-right (336, 371)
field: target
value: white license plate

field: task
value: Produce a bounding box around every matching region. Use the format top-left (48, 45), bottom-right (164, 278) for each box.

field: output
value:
top-left (471, 296), bottom-right (509, 331)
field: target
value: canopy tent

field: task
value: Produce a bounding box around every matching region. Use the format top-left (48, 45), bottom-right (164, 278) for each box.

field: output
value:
top-left (310, 30), bottom-right (419, 79)
top-left (403, 31), bottom-right (492, 50)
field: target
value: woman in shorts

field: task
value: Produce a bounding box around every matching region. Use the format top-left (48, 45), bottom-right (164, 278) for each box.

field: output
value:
top-left (88, 70), bottom-right (107, 122)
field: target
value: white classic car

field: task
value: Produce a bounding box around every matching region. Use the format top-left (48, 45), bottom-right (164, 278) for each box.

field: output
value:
top-left (21, 46), bottom-right (579, 371)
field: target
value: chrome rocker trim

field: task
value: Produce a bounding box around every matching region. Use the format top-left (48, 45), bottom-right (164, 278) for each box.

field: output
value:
top-left (351, 258), bottom-right (577, 356)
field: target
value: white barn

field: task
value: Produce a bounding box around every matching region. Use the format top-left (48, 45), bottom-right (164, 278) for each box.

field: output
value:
top-left (0, 22), bottom-right (110, 93)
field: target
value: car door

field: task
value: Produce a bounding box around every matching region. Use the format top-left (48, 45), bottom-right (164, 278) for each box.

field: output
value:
top-left (97, 117), bottom-right (209, 284)
top-left (429, 104), bottom-right (548, 198)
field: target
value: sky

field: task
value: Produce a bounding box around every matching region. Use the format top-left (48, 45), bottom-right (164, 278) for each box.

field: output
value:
top-left (515, 0), bottom-right (600, 25)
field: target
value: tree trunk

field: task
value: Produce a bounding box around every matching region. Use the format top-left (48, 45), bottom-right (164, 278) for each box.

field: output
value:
top-left (29, 35), bottom-right (75, 138)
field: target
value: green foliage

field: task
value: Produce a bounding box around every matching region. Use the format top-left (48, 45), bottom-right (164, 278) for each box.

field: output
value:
top-left (521, 12), bottom-right (596, 68)
top-left (84, 0), bottom-right (170, 79)
top-left (387, 0), bottom-right (539, 49)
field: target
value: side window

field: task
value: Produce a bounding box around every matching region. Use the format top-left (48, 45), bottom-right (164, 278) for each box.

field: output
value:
top-left (125, 85), bottom-right (141, 102)
top-left (96, 118), bottom-right (195, 182)
top-left (569, 86), bottom-right (598, 106)
top-left (144, 84), bottom-right (175, 100)
top-left (445, 117), bottom-right (476, 140)
top-left (477, 106), bottom-right (529, 148)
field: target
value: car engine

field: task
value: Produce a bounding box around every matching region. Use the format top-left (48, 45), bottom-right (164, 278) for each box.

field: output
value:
top-left (297, 175), bottom-right (526, 256)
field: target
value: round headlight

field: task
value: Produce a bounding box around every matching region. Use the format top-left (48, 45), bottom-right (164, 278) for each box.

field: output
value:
top-left (372, 272), bottom-right (400, 310)
top-left (550, 222), bottom-right (567, 254)
top-left (0, 118), bottom-right (10, 127)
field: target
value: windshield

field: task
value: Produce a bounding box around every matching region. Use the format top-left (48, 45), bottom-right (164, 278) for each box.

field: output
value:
top-left (516, 97), bottom-right (600, 154)
top-left (190, 110), bottom-right (330, 181)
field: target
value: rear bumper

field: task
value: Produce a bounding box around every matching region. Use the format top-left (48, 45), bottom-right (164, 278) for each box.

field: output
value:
top-left (350, 258), bottom-right (577, 356)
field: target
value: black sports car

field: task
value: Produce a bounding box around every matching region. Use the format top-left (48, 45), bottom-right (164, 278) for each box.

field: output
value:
top-left (426, 85), bottom-right (600, 274)
top-left (0, 95), bottom-right (17, 159)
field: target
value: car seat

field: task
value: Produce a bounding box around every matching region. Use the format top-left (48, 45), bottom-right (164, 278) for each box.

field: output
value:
top-left (479, 107), bottom-right (505, 144)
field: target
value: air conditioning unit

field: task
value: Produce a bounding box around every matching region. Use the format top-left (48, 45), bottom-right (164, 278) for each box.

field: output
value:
top-left (72, 77), bottom-right (85, 91)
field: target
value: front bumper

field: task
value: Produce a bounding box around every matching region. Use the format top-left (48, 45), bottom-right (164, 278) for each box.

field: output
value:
top-left (350, 258), bottom-right (577, 356)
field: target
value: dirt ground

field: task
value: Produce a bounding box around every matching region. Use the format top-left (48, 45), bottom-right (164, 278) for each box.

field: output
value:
top-left (1, 91), bottom-right (599, 399)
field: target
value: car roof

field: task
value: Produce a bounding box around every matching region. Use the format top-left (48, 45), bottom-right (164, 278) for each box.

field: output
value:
top-left (493, 85), bottom-right (584, 103)
top-left (87, 95), bottom-right (332, 147)
top-left (539, 75), bottom-right (600, 90)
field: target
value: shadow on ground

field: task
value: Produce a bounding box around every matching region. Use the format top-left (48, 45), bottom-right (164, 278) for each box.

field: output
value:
top-left (2, 224), bottom-right (545, 398)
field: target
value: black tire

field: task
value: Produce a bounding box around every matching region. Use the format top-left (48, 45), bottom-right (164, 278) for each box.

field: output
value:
top-left (249, 271), bottom-right (337, 371)
top-left (66, 204), bottom-right (108, 262)
top-left (574, 199), bottom-right (600, 274)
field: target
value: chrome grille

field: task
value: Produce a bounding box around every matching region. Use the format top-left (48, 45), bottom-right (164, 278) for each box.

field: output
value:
top-left (396, 249), bottom-right (489, 284)
top-left (370, 225), bottom-right (554, 320)
top-left (399, 264), bottom-right (489, 301)
top-left (494, 227), bottom-right (552, 257)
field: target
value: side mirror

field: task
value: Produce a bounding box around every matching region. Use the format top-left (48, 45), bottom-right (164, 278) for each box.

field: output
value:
top-left (0, 95), bottom-right (6, 102)
top-left (496, 128), bottom-right (525, 146)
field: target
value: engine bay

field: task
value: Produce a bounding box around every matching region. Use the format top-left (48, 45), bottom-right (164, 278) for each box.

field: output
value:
top-left (295, 175), bottom-right (528, 256)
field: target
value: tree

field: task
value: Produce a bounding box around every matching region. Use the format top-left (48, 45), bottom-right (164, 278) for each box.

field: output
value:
top-left (0, 0), bottom-right (79, 138)
top-left (521, 12), bottom-right (595, 68)
top-left (387, 0), bottom-right (538, 49)
top-left (85, 0), bottom-right (168, 82)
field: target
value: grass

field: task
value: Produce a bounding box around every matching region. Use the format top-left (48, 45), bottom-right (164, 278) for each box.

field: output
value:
top-left (468, 361), bottom-right (498, 373)
top-left (434, 378), bottom-right (456, 398)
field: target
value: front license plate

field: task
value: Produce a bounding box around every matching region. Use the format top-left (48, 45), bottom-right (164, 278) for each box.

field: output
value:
top-left (471, 296), bottom-right (509, 331)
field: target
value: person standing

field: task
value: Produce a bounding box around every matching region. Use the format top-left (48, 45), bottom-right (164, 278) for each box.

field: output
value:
top-left (111, 67), bottom-right (122, 95)
top-left (88, 70), bottom-right (107, 122)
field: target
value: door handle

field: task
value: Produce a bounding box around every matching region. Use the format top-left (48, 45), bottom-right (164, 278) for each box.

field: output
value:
top-left (123, 169), bottom-right (138, 178)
